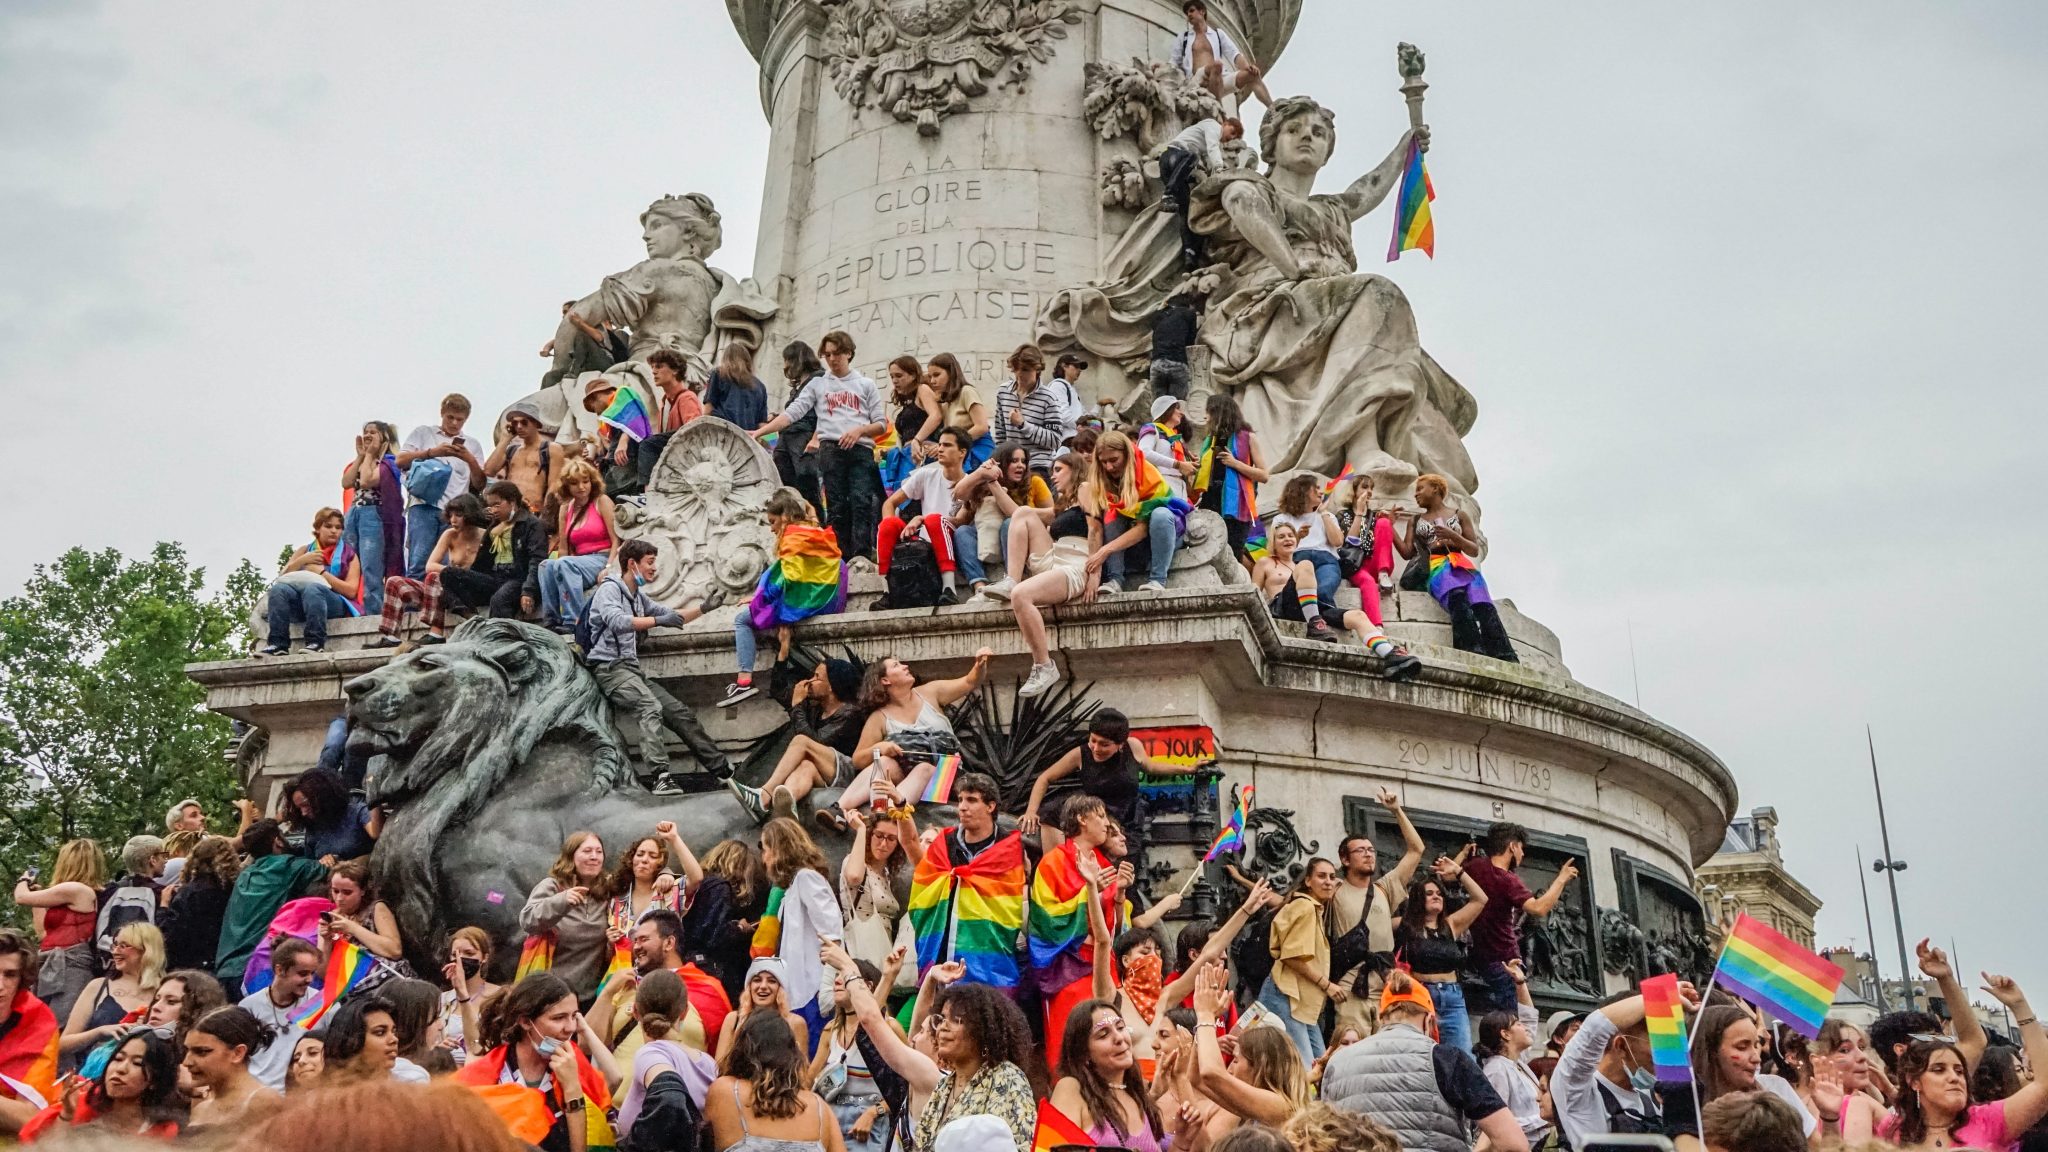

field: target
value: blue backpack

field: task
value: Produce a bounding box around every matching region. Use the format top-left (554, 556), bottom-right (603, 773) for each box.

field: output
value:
top-left (404, 456), bottom-right (454, 504)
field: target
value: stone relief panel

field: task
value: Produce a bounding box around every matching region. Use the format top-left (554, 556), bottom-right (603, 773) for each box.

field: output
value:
top-left (821, 0), bottom-right (1082, 136)
top-left (1610, 850), bottom-right (1715, 987)
top-left (1082, 57), bottom-right (1223, 152)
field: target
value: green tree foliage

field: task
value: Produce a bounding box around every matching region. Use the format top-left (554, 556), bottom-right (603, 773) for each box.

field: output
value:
top-left (0, 544), bottom-right (261, 924)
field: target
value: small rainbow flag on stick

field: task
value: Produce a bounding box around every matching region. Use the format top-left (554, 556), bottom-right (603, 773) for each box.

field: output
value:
top-left (1322, 463), bottom-right (1356, 496)
top-left (1713, 913), bottom-right (1846, 1039)
top-left (1031, 1098), bottom-right (1092, 1152)
top-left (1387, 134), bottom-right (1436, 262)
top-left (1204, 784), bottom-right (1253, 862)
top-left (296, 939), bottom-right (375, 1028)
top-left (1641, 972), bottom-right (1692, 1082)
top-left (920, 753), bottom-right (963, 804)
top-left (598, 387), bottom-right (653, 442)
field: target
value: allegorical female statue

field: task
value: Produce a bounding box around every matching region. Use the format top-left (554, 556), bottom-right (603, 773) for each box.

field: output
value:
top-left (1039, 98), bottom-right (1478, 497)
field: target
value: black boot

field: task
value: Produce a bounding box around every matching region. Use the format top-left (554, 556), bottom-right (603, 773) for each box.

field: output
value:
top-left (1472, 602), bottom-right (1520, 663)
top-left (1446, 590), bottom-right (1482, 653)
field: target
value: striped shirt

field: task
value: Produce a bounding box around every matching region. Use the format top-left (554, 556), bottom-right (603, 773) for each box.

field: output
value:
top-left (994, 378), bottom-right (1067, 471)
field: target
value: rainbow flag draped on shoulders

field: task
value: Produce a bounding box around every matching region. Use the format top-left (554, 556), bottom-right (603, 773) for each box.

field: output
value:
top-left (908, 829), bottom-right (1026, 988)
top-left (749, 524), bottom-right (847, 630)
top-left (0, 989), bottom-right (59, 1117)
top-left (1713, 913), bottom-right (1845, 1039)
top-left (1387, 133), bottom-right (1436, 261)
top-left (458, 1042), bottom-right (616, 1150)
top-left (598, 387), bottom-right (652, 442)
top-left (1191, 430), bottom-right (1257, 522)
top-left (1028, 841), bottom-right (1115, 969)
top-left (1101, 453), bottom-right (1191, 532)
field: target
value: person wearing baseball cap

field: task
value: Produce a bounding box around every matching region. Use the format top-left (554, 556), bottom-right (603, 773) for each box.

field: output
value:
top-left (1049, 354), bottom-right (1089, 444)
top-left (1322, 971), bottom-right (1531, 1151)
top-left (1545, 1010), bottom-right (1585, 1058)
top-left (1137, 394), bottom-right (1197, 500)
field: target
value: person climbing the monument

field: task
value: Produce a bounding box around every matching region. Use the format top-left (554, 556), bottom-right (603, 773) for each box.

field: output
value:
top-left (1158, 118), bottom-right (1242, 268)
top-left (1136, 396), bottom-right (1197, 502)
top-left (634, 348), bottom-right (704, 486)
top-left (586, 538), bottom-right (733, 794)
top-left (1190, 392), bottom-right (1268, 571)
top-left (482, 400), bottom-right (556, 515)
top-left (1090, 429), bottom-right (1189, 594)
top-left (1018, 708), bottom-right (1171, 858)
top-left (1393, 473), bottom-right (1521, 663)
top-left (819, 649), bottom-right (991, 831)
top-left (717, 487), bottom-right (847, 712)
top-left (1463, 822), bottom-right (1578, 1015)
top-left (986, 451), bottom-right (1099, 699)
top-left (1147, 288), bottom-right (1204, 401)
top-left (877, 426), bottom-right (973, 604)
top-left (395, 393), bottom-right (488, 581)
top-left (727, 657), bottom-right (867, 825)
top-left (434, 480), bottom-right (547, 623)
top-left (256, 507), bottom-right (362, 656)
top-left (754, 330), bottom-right (885, 564)
top-left (993, 344), bottom-right (1066, 479)
top-left (1173, 1), bottom-right (1272, 108)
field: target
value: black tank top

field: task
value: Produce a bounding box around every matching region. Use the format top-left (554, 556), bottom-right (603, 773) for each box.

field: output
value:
top-left (1049, 505), bottom-right (1090, 540)
top-left (1075, 741), bottom-right (1140, 826)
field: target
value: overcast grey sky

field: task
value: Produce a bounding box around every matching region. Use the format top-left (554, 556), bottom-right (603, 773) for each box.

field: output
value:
top-left (5, 2), bottom-right (2043, 999)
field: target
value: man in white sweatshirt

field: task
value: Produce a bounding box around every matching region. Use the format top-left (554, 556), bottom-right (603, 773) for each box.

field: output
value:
top-left (756, 329), bottom-right (886, 561)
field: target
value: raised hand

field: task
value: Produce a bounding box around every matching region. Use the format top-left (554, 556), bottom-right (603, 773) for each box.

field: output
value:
top-left (1376, 785), bottom-right (1401, 808)
top-left (1193, 960), bottom-right (1230, 1018)
top-left (1114, 861), bottom-right (1136, 890)
top-left (1075, 848), bottom-right (1105, 888)
top-left (1981, 972), bottom-right (2030, 1009)
top-left (655, 820), bottom-right (677, 838)
top-left (1430, 855), bottom-right (1461, 881)
top-left (1811, 1059), bottom-right (1846, 1118)
top-left (1557, 857), bottom-right (1580, 883)
top-left (1916, 938), bottom-right (1953, 981)
top-left (819, 938), bottom-right (855, 972)
top-left (928, 960), bottom-right (967, 987)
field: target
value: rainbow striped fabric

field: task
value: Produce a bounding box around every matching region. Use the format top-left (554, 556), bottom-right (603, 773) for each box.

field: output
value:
top-left (909, 829), bottom-right (1026, 988)
top-left (1101, 452), bottom-right (1191, 531)
top-left (750, 887), bottom-right (785, 959)
top-left (297, 939), bottom-right (375, 1028)
top-left (1642, 972), bottom-right (1692, 1081)
top-left (1322, 463), bottom-right (1356, 495)
top-left (1713, 913), bottom-right (1845, 1038)
top-left (1205, 784), bottom-right (1253, 861)
top-left (601, 896), bottom-right (637, 984)
top-left (920, 753), bottom-right (962, 803)
top-left (1027, 841), bottom-right (1113, 969)
top-left (598, 387), bottom-right (652, 442)
top-left (749, 524), bottom-right (847, 630)
top-left (1387, 135), bottom-right (1436, 261)
top-left (1193, 430), bottom-right (1258, 521)
top-left (513, 933), bottom-right (555, 981)
top-left (1032, 1098), bottom-right (1092, 1152)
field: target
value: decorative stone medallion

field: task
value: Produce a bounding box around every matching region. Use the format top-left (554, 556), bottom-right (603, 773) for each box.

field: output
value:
top-left (820, 0), bottom-right (1082, 135)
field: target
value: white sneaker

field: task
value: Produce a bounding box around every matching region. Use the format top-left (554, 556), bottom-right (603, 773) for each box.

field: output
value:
top-left (1095, 584), bottom-right (1119, 598)
top-left (1139, 580), bottom-right (1168, 593)
top-left (1378, 571), bottom-right (1395, 592)
top-left (1018, 661), bottom-right (1062, 698)
top-left (981, 578), bottom-right (1015, 600)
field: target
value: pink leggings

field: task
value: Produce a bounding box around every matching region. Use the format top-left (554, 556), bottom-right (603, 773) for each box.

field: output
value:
top-left (1345, 516), bottom-right (1398, 626)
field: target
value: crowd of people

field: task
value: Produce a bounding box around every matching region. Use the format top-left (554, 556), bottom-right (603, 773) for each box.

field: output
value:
top-left (6, 763), bottom-right (2043, 1151)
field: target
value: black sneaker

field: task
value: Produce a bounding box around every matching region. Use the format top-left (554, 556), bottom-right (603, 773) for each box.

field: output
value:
top-left (937, 586), bottom-right (960, 606)
top-left (649, 772), bottom-right (685, 797)
top-left (716, 682), bottom-right (759, 709)
top-left (367, 635), bottom-right (402, 649)
top-left (419, 634), bottom-right (446, 646)
top-left (1381, 648), bottom-right (1424, 681)
top-left (255, 645), bottom-right (288, 658)
top-left (1304, 616), bottom-right (1338, 642)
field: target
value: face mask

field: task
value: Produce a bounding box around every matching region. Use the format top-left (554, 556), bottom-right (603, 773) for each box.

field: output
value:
top-left (1628, 1064), bottom-right (1658, 1095)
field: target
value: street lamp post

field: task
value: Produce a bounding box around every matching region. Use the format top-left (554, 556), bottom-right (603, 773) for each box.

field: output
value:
top-left (1856, 843), bottom-right (1888, 1012)
top-left (1868, 727), bottom-right (1915, 1012)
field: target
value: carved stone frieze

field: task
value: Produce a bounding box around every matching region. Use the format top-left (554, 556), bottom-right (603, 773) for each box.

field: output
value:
top-left (820, 0), bottom-right (1082, 136)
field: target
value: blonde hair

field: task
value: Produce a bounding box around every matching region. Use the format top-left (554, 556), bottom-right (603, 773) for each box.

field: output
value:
top-left (51, 839), bottom-right (105, 888)
top-left (1235, 1026), bottom-right (1311, 1110)
top-left (717, 342), bottom-right (755, 384)
top-left (1092, 431), bottom-right (1143, 512)
top-left (118, 921), bottom-right (167, 992)
top-left (1283, 1103), bottom-right (1400, 1152)
top-left (163, 829), bottom-right (204, 860)
top-left (552, 457), bottom-right (606, 504)
top-left (1414, 473), bottom-right (1450, 503)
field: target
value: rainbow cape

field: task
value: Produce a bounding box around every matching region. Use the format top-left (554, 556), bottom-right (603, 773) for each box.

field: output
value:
top-left (1101, 452), bottom-right (1191, 530)
top-left (909, 829), bottom-right (1026, 988)
top-left (1028, 840), bottom-right (1116, 969)
top-left (514, 933), bottom-right (555, 982)
top-left (750, 886), bottom-right (785, 959)
top-left (598, 387), bottom-right (653, 442)
top-left (458, 1043), bottom-right (616, 1150)
top-left (0, 990), bottom-right (59, 1116)
top-left (1192, 430), bottom-right (1258, 522)
top-left (749, 524), bottom-right (847, 630)
top-left (1713, 913), bottom-right (1845, 1039)
top-left (1205, 784), bottom-right (1252, 861)
top-left (1031, 1097), bottom-right (1093, 1152)
top-left (1387, 134), bottom-right (1436, 261)
top-left (1642, 972), bottom-right (1692, 1082)
top-left (675, 963), bottom-right (734, 1050)
top-left (920, 753), bottom-right (963, 804)
top-left (297, 939), bottom-right (375, 1028)
top-left (1140, 422), bottom-right (1191, 466)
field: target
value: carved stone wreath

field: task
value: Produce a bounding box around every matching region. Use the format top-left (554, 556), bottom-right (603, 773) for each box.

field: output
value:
top-left (613, 418), bottom-right (781, 609)
top-left (820, 0), bottom-right (1082, 136)
top-left (1082, 57), bottom-right (1224, 152)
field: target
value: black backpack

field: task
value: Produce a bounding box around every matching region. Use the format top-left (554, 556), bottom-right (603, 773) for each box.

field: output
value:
top-left (877, 538), bottom-right (942, 610)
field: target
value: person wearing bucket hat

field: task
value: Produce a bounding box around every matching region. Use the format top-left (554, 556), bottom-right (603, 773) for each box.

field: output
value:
top-left (1322, 971), bottom-right (1529, 1152)
top-left (1137, 394), bottom-right (1198, 502)
top-left (715, 956), bottom-right (810, 1065)
top-left (1544, 1010), bottom-right (1584, 1058)
top-left (481, 398), bottom-right (557, 515)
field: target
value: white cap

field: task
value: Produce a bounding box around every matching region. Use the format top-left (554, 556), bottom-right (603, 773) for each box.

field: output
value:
top-left (1150, 394), bottom-right (1183, 422)
top-left (933, 1115), bottom-right (1017, 1152)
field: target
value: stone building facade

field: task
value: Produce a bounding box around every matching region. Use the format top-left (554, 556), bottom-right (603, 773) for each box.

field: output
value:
top-left (1696, 806), bottom-right (1823, 949)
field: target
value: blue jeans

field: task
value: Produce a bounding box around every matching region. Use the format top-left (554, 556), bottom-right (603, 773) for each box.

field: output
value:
top-left (539, 553), bottom-right (608, 627)
top-left (1423, 978), bottom-right (1472, 1055)
top-left (343, 504), bottom-right (386, 613)
top-left (265, 582), bottom-right (352, 648)
top-left (404, 504), bottom-right (444, 579)
top-left (1478, 960), bottom-right (1520, 1016)
top-left (1296, 548), bottom-right (1341, 602)
top-left (1104, 507), bottom-right (1180, 585)
top-left (733, 606), bottom-right (759, 674)
top-left (953, 522), bottom-right (985, 584)
top-left (1256, 975), bottom-right (1326, 1065)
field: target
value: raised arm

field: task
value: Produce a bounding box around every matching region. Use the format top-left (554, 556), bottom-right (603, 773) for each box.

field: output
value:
top-left (655, 822), bottom-right (704, 896)
top-left (10, 879), bottom-right (95, 910)
top-left (1019, 749), bottom-right (1081, 837)
top-left (1378, 786), bottom-right (1426, 892)
top-left (1077, 849), bottom-right (1116, 1002)
top-left (1437, 856), bottom-right (1490, 936)
top-left (1158, 878), bottom-right (1278, 1017)
top-left (1523, 857), bottom-right (1579, 917)
top-left (824, 940), bottom-right (943, 1096)
top-left (1917, 940), bottom-right (1987, 1072)
top-left (1334, 127), bottom-right (1426, 223)
top-left (1193, 962), bottom-right (1293, 1124)
top-left (1981, 974), bottom-right (2048, 1140)
top-left (925, 647), bottom-right (993, 707)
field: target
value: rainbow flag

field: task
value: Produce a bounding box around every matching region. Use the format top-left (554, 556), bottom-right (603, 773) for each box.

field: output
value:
top-left (1031, 1098), bottom-right (1092, 1152)
top-left (600, 897), bottom-right (636, 984)
top-left (749, 524), bottom-right (847, 630)
top-left (1642, 972), bottom-right (1692, 1082)
top-left (459, 1044), bottom-right (616, 1150)
top-left (1204, 784), bottom-right (1252, 862)
top-left (1100, 452), bottom-right (1191, 531)
top-left (1387, 135), bottom-right (1436, 261)
top-left (920, 753), bottom-right (962, 804)
top-left (513, 933), bottom-right (555, 982)
top-left (750, 887), bottom-right (785, 959)
top-left (598, 387), bottom-right (653, 442)
top-left (297, 940), bottom-right (375, 1028)
top-left (1322, 463), bottom-right (1356, 496)
top-left (909, 829), bottom-right (1026, 988)
top-left (1713, 913), bottom-right (1844, 1039)
top-left (1191, 431), bottom-right (1257, 522)
top-left (1028, 841), bottom-right (1113, 969)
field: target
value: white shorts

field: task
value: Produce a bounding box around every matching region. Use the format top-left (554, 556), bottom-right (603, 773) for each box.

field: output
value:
top-left (1027, 538), bottom-right (1092, 599)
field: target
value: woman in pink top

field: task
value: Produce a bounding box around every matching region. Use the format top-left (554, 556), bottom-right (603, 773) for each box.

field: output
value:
top-left (1880, 973), bottom-right (2047, 1150)
top-left (538, 458), bottom-right (621, 633)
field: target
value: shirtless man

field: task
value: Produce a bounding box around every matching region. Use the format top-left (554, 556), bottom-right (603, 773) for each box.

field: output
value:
top-left (1176, 1), bottom-right (1272, 108)
top-left (483, 400), bottom-right (555, 513)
